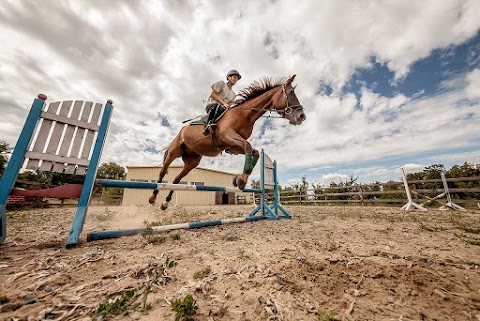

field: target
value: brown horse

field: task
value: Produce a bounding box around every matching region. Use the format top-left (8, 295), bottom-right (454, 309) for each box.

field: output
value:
top-left (149, 75), bottom-right (306, 210)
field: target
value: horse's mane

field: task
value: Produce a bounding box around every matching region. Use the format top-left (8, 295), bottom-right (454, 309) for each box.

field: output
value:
top-left (234, 76), bottom-right (288, 106)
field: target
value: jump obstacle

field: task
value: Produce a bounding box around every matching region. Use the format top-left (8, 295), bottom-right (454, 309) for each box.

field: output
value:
top-left (86, 150), bottom-right (291, 241)
top-left (0, 95), bottom-right (113, 247)
top-left (400, 167), bottom-right (466, 211)
top-left (0, 94), bottom-right (290, 247)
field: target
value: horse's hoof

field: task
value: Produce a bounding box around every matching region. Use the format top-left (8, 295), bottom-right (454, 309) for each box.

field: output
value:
top-left (161, 202), bottom-right (169, 210)
top-left (232, 176), bottom-right (238, 187)
top-left (236, 176), bottom-right (246, 191)
top-left (148, 195), bottom-right (156, 204)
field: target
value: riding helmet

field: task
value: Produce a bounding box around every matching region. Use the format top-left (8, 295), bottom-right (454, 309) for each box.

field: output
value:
top-left (227, 69), bottom-right (241, 80)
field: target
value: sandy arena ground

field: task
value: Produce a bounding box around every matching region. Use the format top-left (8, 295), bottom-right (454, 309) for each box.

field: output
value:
top-left (1, 205), bottom-right (480, 321)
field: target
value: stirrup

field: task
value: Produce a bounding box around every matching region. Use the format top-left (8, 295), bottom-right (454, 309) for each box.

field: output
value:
top-left (203, 123), bottom-right (216, 136)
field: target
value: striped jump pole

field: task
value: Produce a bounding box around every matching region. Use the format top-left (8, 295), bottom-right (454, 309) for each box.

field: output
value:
top-left (86, 150), bottom-right (291, 242)
top-left (87, 216), bottom-right (265, 241)
top-left (96, 179), bottom-right (261, 194)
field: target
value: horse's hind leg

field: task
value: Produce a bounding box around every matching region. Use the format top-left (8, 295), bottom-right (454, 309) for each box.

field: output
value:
top-left (160, 153), bottom-right (202, 210)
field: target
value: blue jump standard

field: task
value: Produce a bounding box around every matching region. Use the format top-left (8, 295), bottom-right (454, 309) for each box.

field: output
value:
top-left (96, 179), bottom-right (261, 194)
top-left (86, 216), bottom-right (265, 241)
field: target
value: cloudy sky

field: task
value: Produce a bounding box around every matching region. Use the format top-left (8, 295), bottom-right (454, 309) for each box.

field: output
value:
top-left (1, 0), bottom-right (479, 187)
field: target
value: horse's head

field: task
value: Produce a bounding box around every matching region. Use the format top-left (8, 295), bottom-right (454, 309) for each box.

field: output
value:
top-left (272, 75), bottom-right (306, 125)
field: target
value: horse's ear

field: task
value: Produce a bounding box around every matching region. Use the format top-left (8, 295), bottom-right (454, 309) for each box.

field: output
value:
top-left (286, 74), bottom-right (296, 85)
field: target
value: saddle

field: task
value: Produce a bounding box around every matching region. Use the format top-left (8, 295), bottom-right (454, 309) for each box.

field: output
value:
top-left (190, 104), bottom-right (228, 126)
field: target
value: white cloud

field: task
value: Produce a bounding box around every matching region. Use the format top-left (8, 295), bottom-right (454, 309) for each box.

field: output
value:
top-left (465, 68), bottom-right (480, 100)
top-left (403, 163), bottom-right (427, 174)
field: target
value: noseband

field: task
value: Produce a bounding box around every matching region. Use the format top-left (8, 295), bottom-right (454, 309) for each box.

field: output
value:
top-left (272, 85), bottom-right (304, 118)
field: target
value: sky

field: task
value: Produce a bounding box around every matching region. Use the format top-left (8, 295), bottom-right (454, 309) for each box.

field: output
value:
top-left (0, 0), bottom-right (479, 188)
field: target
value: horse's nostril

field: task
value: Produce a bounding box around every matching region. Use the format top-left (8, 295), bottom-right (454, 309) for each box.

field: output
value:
top-left (300, 114), bottom-right (306, 120)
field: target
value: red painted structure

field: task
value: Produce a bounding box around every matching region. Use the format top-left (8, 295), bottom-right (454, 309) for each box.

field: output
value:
top-left (7, 184), bottom-right (83, 208)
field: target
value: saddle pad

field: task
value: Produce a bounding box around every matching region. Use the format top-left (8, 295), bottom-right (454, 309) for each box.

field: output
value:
top-left (189, 108), bottom-right (228, 125)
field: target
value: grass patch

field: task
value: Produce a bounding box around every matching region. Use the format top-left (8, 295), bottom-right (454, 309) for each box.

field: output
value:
top-left (141, 228), bottom-right (167, 244)
top-left (318, 311), bottom-right (338, 321)
top-left (91, 258), bottom-right (176, 320)
top-left (171, 294), bottom-right (198, 321)
top-left (238, 249), bottom-right (250, 261)
top-left (193, 266), bottom-right (211, 280)
top-left (92, 289), bottom-right (140, 320)
top-left (170, 233), bottom-right (181, 240)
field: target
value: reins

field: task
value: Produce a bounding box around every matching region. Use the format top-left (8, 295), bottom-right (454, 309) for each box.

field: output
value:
top-left (232, 84), bottom-right (304, 119)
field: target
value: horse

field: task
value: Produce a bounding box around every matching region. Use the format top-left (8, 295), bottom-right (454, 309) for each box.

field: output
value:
top-left (149, 74), bottom-right (306, 210)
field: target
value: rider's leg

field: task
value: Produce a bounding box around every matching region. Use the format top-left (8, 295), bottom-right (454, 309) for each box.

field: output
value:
top-left (203, 105), bottom-right (218, 136)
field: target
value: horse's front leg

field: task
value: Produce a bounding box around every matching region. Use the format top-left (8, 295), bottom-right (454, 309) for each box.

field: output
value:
top-left (235, 146), bottom-right (260, 190)
top-left (221, 132), bottom-right (260, 190)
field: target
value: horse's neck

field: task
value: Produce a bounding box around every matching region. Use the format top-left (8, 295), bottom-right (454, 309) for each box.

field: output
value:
top-left (242, 88), bottom-right (279, 122)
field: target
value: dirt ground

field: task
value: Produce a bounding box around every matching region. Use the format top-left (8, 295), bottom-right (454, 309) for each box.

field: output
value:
top-left (1, 205), bottom-right (480, 321)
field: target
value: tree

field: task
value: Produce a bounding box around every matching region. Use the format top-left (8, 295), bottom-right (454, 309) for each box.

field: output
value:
top-left (0, 140), bottom-right (12, 178)
top-left (250, 179), bottom-right (260, 189)
top-left (423, 164), bottom-right (445, 179)
top-left (96, 162), bottom-right (126, 180)
top-left (449, 162), bottom-right (480, 178)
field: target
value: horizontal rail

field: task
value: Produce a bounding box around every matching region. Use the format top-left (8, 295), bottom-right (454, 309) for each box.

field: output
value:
top-left (96, 179), bottom-right (261, 193)
top-left (280, 188), bottom-right (480, 199)
top-left (283, 199), bottom-right (480, 204)
top-left (87, 216), bottom-right (265, 241)
top-left (293, 176), bottom-right (480, 191)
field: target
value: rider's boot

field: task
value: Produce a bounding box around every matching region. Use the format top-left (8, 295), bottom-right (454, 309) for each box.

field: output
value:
top-left (203, 108), bottom-right (217, 136)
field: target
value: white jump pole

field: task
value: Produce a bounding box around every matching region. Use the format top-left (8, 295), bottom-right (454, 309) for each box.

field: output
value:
top-left (400, 167), bottom-right (426, 211)
top-left (439, 172), bottom-right (466, 211)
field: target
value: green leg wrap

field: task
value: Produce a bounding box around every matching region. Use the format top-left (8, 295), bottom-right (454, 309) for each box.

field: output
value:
top-left (243, 151), bottom-right (254, 174)
top-left (252, 154), bottom-right (259, 169)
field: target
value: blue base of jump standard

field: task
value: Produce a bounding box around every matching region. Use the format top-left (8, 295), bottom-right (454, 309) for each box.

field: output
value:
top-left (86, 150), bottom-right (290, 243)
top-left (249, 151), bottom-right (291, 220)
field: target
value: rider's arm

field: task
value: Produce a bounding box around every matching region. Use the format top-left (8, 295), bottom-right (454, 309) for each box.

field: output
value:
top-left (209, 90), bottom-right (231, 108)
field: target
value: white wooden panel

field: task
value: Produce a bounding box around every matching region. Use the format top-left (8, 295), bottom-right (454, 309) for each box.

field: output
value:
top-left (89, 103), bottom-right (103, 125)
top-left (262, 153), bottom-right (275, 188)
top-left (39, 111), bottom-right (99, 131)
top-left (76, 166), bottom-right (87, 176)
top-left (65, 164), bottom-right (76, 175)
top-left (25, 102), bottom-right (59, 169)
top-left (80, 103), bottom-right (103, 161)
top-left (25, 159), bottom-right (40, 170)
top-left (24, 151), bottom-right (90, 166)
top-left (52, 163), bottom-right (66, 173)
top-left (69, 101), bottom-right (92, 161)
top-left (57, 101), bottom-right (83, 158)
top-left (41, 101), bottom-right (72, 171)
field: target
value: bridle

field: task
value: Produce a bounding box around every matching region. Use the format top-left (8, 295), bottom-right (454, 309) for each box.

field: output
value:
top-left (234, 84), bottom-right (304, 119)
top-left (272, 84), bottom-right (304, 118)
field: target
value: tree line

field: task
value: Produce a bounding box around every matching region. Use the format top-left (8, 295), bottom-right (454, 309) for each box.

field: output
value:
top-left (272, 163), bottom-right (480, 202)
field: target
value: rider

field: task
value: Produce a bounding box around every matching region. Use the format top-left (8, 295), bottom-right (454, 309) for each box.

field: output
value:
top-left (203, 69), bottom-right (241, 136)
